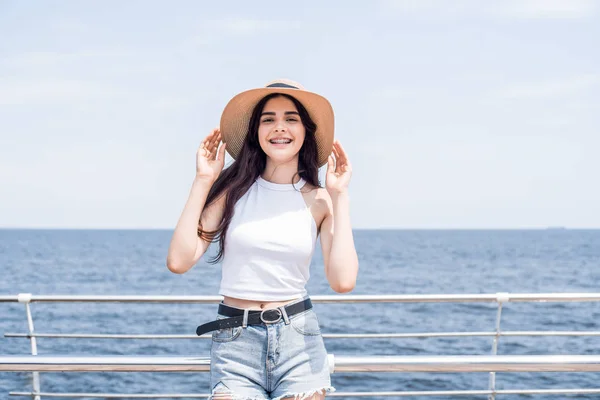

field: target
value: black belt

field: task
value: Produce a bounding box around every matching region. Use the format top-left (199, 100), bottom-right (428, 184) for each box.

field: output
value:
top-left (196, 298), bottom-right (312, 336)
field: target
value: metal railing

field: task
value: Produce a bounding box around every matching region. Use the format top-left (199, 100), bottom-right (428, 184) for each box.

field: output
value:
top-left (2, 292), bottom-right (600, 399)
top-left (4, 354), bottom-right (600, 372)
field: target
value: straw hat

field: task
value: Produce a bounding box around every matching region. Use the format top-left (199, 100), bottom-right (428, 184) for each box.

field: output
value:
top-left (220, 79), bottom-right (335, 167)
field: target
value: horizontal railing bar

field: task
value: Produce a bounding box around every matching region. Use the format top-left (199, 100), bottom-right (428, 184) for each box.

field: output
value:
top-left (0, 295), bottom-right (222, 304)
top-left (3, 355), bottom-right (600, 373)
top-left (7, 330), bottom-right (600, 340)
top-left (500, 389), bottom-right (600, 394)
top-left (332, 388), bottom-right (600, 396)
top-left (9, 389), bottom-right (600, 398)
top-left (3, 293), bottom-right (600, 303)
top-left (5, 333), bottom-right (212, 339)
top-left (332, 355), bottom-right (600, 372)
top-left (328, 331), bottom-right (600, 338)
top-left (502, 331), bottom-right (600, 336)
top-left (332, 389), bottom-right (600, 396)
top-left (9, 394), bottom-right (209, 399)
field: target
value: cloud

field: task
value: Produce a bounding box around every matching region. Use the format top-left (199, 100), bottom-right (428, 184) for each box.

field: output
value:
top-left (178, 17), bottom-right (303, 52)
top-left (49, 18), bottom-right (90, 33)
top-left (0, 78), bottom-right (191, 112)
top-left (0, 47), bottom-right (189, 111)
top-left (210, 17), bottom-right (302, 35)
top-left (380, 0), bottom-right (597, 19)
top-left (380, 0), bottom-right (475, 17)
top-left (497, 0), bottom-right (597, 19)
top-left (0, 79), bottom-right (125, 105)
top-left (492, 73), bottom-right (600, 99)
top-left (0, 51), bottom-right (69, 69)
top-left (0, 49), bottom-right (162, 73)
top-left (149, 96), bottom-right (192, 111)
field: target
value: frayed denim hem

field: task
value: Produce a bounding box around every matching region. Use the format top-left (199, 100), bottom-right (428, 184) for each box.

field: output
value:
top-left (209, 392), bottom-right (267, 400)
top-left (271, 385), bottom-right (336, 400)
top-left (209, 381), bottom-right (268, 400)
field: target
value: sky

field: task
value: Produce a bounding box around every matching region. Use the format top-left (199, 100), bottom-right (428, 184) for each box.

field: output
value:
top-left (0, 0), bottom-right (598, 229)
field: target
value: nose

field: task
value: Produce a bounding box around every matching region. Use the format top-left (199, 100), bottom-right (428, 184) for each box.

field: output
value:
top-left (274, 121), bottom-right (286, 132)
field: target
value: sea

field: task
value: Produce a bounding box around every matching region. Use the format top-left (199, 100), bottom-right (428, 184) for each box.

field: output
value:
top-left (1, 228), bottom-right (600, 399)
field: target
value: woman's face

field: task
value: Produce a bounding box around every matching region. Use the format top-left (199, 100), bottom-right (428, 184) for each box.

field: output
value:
top-left (258, 96), bottom-right (306, 165)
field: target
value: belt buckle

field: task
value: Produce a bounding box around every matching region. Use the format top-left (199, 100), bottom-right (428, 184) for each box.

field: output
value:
top-left (260, 308), bottom-right (282, 324)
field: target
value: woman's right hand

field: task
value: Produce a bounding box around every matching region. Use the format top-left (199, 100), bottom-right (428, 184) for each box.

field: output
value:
top-left (196, 128), bottom-right (227, 183)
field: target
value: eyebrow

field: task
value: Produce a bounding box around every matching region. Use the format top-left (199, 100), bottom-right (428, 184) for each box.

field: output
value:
top-left (260, 111), bottom-right (300, 116)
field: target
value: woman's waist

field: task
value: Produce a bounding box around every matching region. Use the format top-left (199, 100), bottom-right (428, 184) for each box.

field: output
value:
top-left (221, 295), bottom-right (303, 311)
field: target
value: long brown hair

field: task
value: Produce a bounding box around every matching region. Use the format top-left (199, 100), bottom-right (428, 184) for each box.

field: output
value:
top-left (199, 93), bottom-right (321, 264)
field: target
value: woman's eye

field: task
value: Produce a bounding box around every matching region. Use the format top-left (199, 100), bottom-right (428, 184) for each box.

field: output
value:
top-left (287, 118), bottom-right (298, 122)
top-left (261, 118), bottom-right (273, 123)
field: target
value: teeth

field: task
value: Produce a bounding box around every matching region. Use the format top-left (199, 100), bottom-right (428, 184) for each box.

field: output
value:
top-left (270, 139), bottom-right (291, 144)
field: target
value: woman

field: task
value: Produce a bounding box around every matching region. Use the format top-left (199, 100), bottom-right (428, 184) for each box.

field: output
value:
top-left (167, 79), bottom-right (359, 400)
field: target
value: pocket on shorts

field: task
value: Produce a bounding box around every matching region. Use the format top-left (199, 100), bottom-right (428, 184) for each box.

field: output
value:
top-left (290, 309), bottom-right (322, 336)
top-left (211, 314), bottom-right (243, 343)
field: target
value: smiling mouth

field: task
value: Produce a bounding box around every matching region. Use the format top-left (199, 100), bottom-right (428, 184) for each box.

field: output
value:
top-left (269, 139), bottom-right (292, 144)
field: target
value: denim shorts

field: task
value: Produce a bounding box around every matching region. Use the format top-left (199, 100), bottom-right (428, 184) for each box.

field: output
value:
top-left (209, 296), bottom-right (335, 400)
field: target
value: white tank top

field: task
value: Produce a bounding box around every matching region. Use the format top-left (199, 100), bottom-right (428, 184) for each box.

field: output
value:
top-left (219, 176), bottom-right (318, 301)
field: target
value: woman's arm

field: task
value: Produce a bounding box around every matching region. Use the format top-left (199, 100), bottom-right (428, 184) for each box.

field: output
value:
top-left (166, 128), bottom-right (226, 274)
top-left (166, 177), bottom-right (225, 274)
top-left (320, 191), bottom-right (358, 293)
top-left (320, 140), bottom-right (359, 292)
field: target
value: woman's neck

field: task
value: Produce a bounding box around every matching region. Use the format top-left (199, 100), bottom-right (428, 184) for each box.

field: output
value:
top-left (261, 159), bottom-right (301, 184)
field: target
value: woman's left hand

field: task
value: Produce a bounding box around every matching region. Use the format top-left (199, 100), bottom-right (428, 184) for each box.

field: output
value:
top-left (326, 140), bottom-right (352, 197)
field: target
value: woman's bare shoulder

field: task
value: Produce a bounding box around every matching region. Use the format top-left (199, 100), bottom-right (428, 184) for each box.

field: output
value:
top-left (302, 185), bottom-right (331, 213)
top-left (299, 185), bottom-right (329, 231)
top-left (302, 182), bottom-right (325, 197)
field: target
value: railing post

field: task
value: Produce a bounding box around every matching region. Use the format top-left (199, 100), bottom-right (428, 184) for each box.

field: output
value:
top-left (489, 292), bottom-right (509, 400)
top-left (18, 293), bottom-right (41, 400)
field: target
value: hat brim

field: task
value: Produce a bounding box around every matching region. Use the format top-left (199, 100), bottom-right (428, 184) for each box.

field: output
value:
top-left (220, 87), bottom-right (334, 168)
